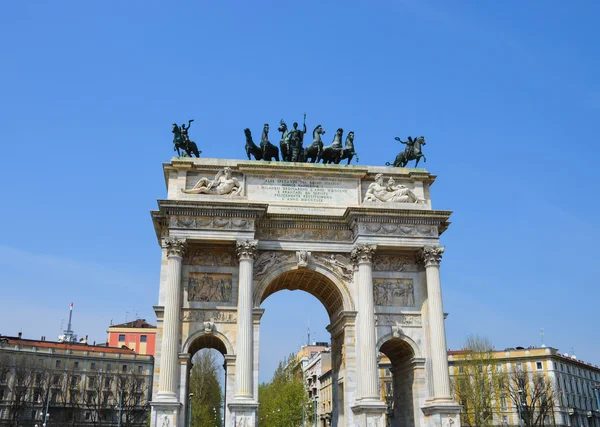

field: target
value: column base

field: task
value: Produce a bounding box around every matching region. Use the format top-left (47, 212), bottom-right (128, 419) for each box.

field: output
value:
top-left (153, 391), bottom-right (179, 403)
top-left (228, 401), bottom-right (258, 427)
top-left (422, 399), bottom-right (462, 427)
top-left (351, 400), bottom-right (387, 427)
top-left (150, 401), bottom-right (182, 427)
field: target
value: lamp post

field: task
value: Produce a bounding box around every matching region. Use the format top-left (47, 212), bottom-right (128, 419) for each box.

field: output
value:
top-left (187, 393), bottom-right (193, 427)
top-left (42, 387), bottom-right (51, 427)
top-left (517, 389), bottom-right (524, 427)
top-left (116, 390), bottom-right (123, 427)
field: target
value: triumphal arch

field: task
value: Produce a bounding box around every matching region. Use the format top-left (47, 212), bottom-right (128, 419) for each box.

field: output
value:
top-left (149, 158), bottom-right (461, 427)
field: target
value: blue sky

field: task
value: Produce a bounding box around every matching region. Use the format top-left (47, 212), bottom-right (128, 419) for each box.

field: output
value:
top-left (1, 1), bottom-right (599, 382)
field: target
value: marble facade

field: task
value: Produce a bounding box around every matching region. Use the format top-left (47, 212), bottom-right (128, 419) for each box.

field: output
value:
top-left (149, 159), bottom-right (460, 427)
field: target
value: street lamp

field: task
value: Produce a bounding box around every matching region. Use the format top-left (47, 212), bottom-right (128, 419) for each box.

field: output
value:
top-left (517, 389), bottom-right (524, 427)
top-left (188, 393), bottom-right (194, 427)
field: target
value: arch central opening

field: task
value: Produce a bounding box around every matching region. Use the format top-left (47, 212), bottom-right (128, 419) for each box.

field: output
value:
top-left (257, 268), bottom-right (350, 426)
top-left (259, 269), bottom-right (345, 318)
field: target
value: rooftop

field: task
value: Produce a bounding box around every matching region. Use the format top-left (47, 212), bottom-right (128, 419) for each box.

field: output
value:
top-left (109, 319), bottom-right (156, 329)
top-left (0, 335), bottom-right (138, 355)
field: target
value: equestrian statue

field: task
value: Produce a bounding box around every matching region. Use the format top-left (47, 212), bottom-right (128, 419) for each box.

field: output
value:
top-left (172, 120), bottom-right (201, 157)
top-left (387, 136), bottom-right (427, 167)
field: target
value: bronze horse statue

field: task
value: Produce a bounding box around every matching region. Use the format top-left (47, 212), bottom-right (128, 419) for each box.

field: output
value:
top-left (244, 128), bottom-right (263, 160)
top-left (319, 128), bottom-right (344, 164)
top-left (304, 125), bottom-right (326, 163)
top-left (172, 121), bottom-right (201, 157)
top-left (388, 136), bottom-right (427, 167)
top-left (338, 131), bottom-right (358, 165)
top-left (277, 120), bottom-right (290, 162)
top-left (260, 124), bottom-right (280, 161)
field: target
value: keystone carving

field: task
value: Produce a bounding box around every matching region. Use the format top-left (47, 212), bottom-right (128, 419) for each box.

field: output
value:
top-left (296, 251), bottom-right (311, 268)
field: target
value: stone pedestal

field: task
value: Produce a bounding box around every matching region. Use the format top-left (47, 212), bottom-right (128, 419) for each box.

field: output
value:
top-left (150, 402), bottom-right (181, 427)
top-left (351, 401), bottom-right (388, 427)
top-left (228, 402), bottom-right (259, 427)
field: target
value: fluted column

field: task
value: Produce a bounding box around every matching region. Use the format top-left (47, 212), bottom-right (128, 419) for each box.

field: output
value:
top-left (351, 244), bottom-right (380, 400)
top-left (234, 240), bottom-right (257, 399)
top-left (421, 245), bottom-right (451, 400)
top-left (157, 237), bottom-right (186, 400)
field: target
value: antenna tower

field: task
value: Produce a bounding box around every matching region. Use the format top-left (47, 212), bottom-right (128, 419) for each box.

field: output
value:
top-left (540, 328), bottom-right (545, 347)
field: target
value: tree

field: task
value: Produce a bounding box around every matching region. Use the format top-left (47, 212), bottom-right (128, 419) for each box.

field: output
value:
top-left (451, 335), bottom-right (502, 427)
top-left (189, 350), bottom-right (223, 427)
top-left (8, 354), bottom-right (39, 427)
top-left (506, 368), bottom-right (554, 427)
top-left (116, 368), bottom-right (151, 427)
top-left (258, 353), bottom-right (309, 427)
top-left (84, 370), bottom-right (117, 427)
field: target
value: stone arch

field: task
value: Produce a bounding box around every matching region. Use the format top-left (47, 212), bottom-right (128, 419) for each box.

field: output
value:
top-left (378, 334), bottom-right (424, 427)
top-left (182, 329), bottom-right (234, 356)
top-left (377, 332), bottom-right (422, 360)
top-left (253, 258), bottom-right (354, 317)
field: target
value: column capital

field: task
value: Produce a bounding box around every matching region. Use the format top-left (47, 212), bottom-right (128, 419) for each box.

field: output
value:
top-left (236, 240), bottom-right (258, 261)
top-left (420, 245), bottom-right (444, 267)
top-left (351, 244), bottom-right (377, 266)
top-left (164, 237), bottom-right (187, 258)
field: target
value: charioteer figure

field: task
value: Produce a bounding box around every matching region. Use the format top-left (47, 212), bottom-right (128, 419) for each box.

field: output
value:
top-left (286, 113), bottom-right (307, 162)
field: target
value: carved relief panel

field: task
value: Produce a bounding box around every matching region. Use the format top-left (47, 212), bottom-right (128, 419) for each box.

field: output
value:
top-left (188, 273), bottom-right (233, 302)
top-left (373, 278), bottom-right (414, 307)
top-left (184, 247), bottom-right (237, 266)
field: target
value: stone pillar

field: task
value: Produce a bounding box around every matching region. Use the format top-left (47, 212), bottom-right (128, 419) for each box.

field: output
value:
top-left (156, 237), bottom-right (186, 401)
top-left (421, 245), bottom-right (451, 400)
top-left (351, 244), bottom-right (387, 425)
top-left (234, 240), bottom-right (257, 399)
top-left (352, 244), bottom-right (380, 400)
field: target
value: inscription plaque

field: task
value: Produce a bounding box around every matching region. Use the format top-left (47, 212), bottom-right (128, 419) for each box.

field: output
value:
top-left (247, 176), bottom-right (359, 206)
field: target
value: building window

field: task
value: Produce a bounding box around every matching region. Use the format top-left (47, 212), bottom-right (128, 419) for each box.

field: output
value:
top-left (88, 377), bottom-right (97, 388)
top-left (56, 360), bottom-right (62, 368)
top-left (496, 364), bottom-right (503, 373)
top-left (122, 364), bottom-right (127, 372)
top-left (118, 334), bottom-right (125, 341)
top-left (501, 394), bottom-right (507, 409)
top-left (106, 363), bottom-right (112, 371)
top-left (137, 365), bottom-right (143, 374)
top-left (458, 366), bottom-right (464, 374)
top-left (140, 335), bottom-right (147, 342)
top-left (90, 362), bottom-right (96, 370)
top-left (53, 375), bottom-right (61, 385)
top-left (0, 388), bottom-right (5, 400)
top-left (71, 376), bottom-right (79, 388)
top-left (73, 361), bottom-right (79, 369)
top-left (536, 362), bottom-right (543, 370)
top-left (516, 362), bottom-right (523, 372)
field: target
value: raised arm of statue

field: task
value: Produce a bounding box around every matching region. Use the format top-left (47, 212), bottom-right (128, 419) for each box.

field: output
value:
top-left (395, 136), bottom-right (406, 144)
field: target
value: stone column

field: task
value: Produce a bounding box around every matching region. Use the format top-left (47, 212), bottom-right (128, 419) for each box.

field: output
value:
top-left (351, 244), bottom-right (380, 401)
top-left (421, 245), bottom-right (451, 400)
top-left (234, 240), bottom-right (257, 399)
top-left (156, 237), bottom-right (186, 401)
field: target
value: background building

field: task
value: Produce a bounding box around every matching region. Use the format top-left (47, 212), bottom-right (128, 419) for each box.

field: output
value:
top-left (0, 334), bottom-right (153, 427)
top-left (107, 320), bottom-right (157, 356)
top-left (448, 346), bottom-right (600, 427)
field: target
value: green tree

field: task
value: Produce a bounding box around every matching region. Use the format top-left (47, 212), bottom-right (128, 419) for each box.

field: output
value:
top-left (189, 350), bottom-right (223, 427)
top-left (258, 353), bottom-right (310, 427)
top-left (451, 335), bottom-right (502, 427)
